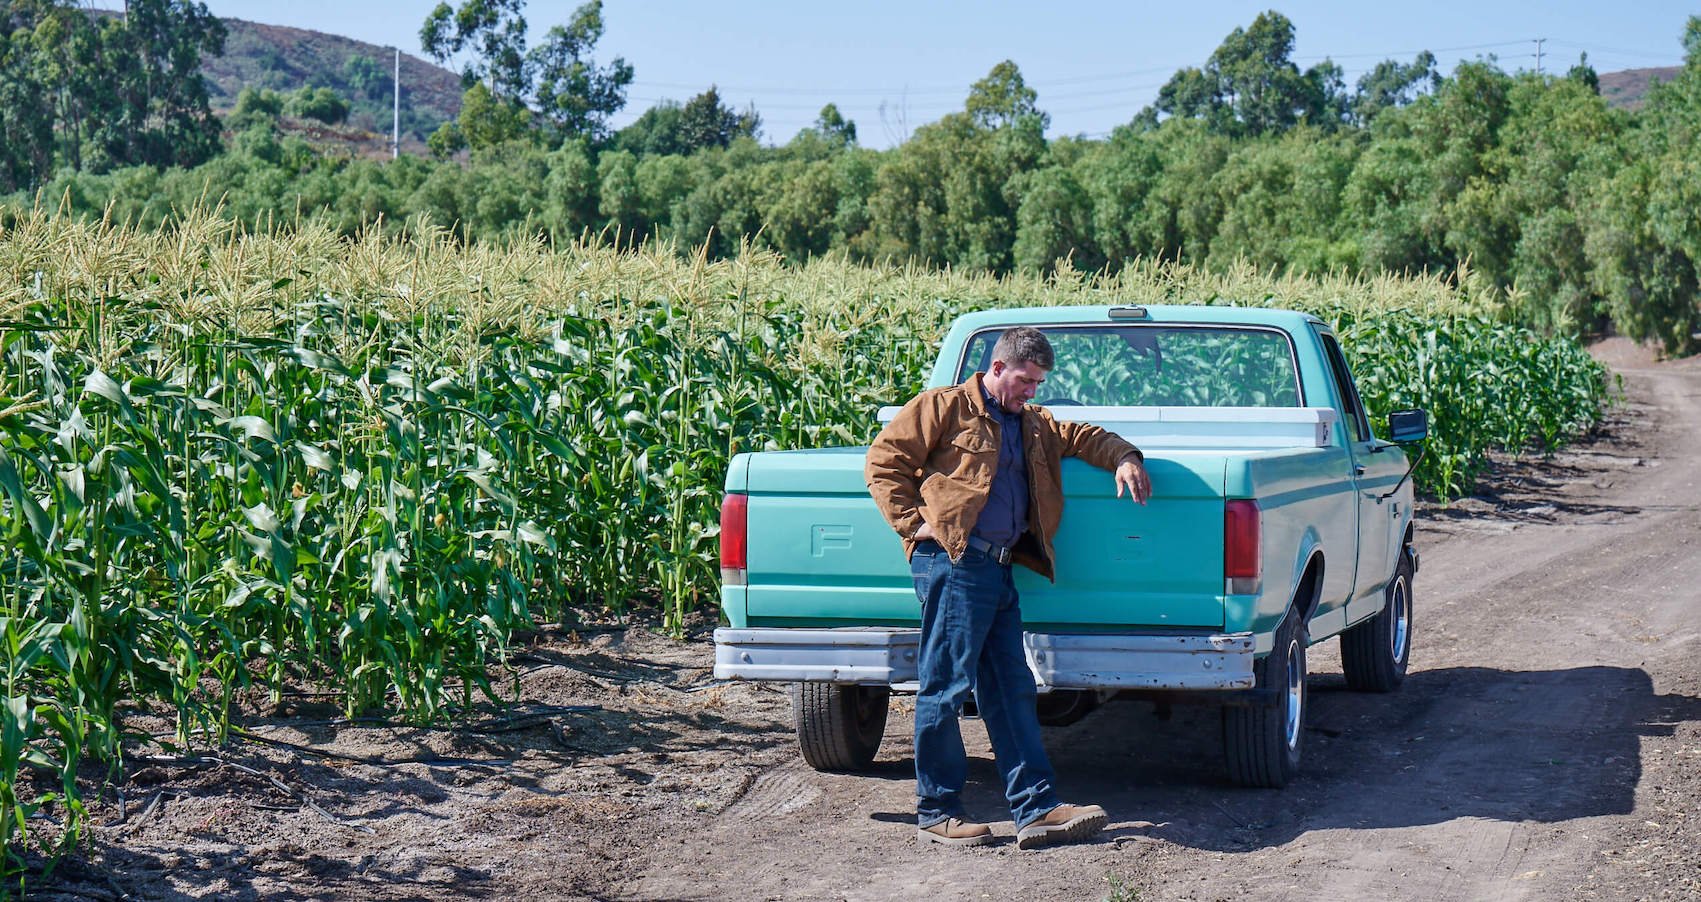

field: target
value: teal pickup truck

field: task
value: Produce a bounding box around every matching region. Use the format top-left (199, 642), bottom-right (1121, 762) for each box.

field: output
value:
top-left (713, 304), bottom-right (1428, 787)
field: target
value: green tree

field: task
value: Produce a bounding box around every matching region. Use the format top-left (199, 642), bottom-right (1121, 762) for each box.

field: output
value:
top-left (1078, 125), bottom-right (1168, 264)
top-left (343, 53), bottom-right (389, 101)
top-left (807, 103), bottom-right (857, 147)
top-left (596, 148), bottom-right (643, 240)
top-left (24, 2), bottom-right (100, 173)
top-left (406, 160), bottom-right (474, 232)
top-left (541, 138), bottom-right (598, 239)
top-left (12, 0), bottom-right (229, 175)
top-left (1207, 127), bottom-right (1359, 270)
top-left (633, 153), bottom-right (697, 232)
top-left (231, 86), bottom-right (285, 120)
top-left (100, 0), bottom-right (228, 169)
top-left (427, 120), bottom-right (468, 158)
top-left (454, 81), bottom-right (531, 151)
top-left (0, 4), bottom-right (57, 190)
top-left (421, 0), bottom-right (530, 101)
top-left (1138, 121), bottom-right (1232, 260)
top-left (1149, 66), bottom-right (1224, 131)
top-left (287, 86), bottom-right (351, 125)
top-left (615, 88), bottom-right (758, 157)
top-left (1580, 16), bottom-right (1701, 353)
top-left (1483, 74), bottom-right (1620, 333)
top-left (1012, 160), bottom-right (1098, 273)
top-left (528, 0), bottom-right (633, 142)
top-left (678, 86), bottom-right (760, 151)
top-left (1565, 54), bottom-right (1600, 94)
top-left (464, 141), bottom-right (550, 237)
top-left (1212, 12), bottom-right (1319, 134)
top-left (1351, 52), bottom-right (1438, 126)
top-left (760, 157), bottom-right (840, 260)
top-left (1148, 11), bottom-right (1344, 137)
top-left (832, 149), bottom-right (879, 257)
top-left (1339, 127), bottom-right (1442, 273)
top-left (867, 103), bottom-right (1044, 271)
top-left (613, 101), bottom-right (687, 156)
top-left (965, 60), bottom-right (1048, 130)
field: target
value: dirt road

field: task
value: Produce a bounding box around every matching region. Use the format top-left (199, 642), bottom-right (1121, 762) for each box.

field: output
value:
top-left (37, 351), bottom-right (1701, 901)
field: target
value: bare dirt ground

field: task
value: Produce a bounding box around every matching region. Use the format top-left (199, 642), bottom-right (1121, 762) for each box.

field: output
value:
top-left (32, 347), bottom-right (1701, 902)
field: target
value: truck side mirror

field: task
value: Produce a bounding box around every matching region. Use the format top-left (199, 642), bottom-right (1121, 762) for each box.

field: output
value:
top-left (1388, 409), bottom-right (1428, 443)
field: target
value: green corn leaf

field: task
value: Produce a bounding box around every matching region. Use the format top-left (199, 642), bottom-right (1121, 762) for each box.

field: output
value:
top-left (226, 416), bottom-right (276, 443)
top-left (0, 447), bottom-right (51, 541)
top-left (82, 370), bottom-right (138, 423)
top-left (295, 441), bottom-right (334, 471)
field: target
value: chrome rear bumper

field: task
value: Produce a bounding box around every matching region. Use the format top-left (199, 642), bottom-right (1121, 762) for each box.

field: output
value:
top-left (712, 627), bottom-right (1255, 691)
top-left (713, 628), bottom-right (920, 685)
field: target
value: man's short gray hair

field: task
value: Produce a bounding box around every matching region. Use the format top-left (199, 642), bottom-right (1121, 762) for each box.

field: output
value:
top-left (991, 327), bottom-right (1054, 370)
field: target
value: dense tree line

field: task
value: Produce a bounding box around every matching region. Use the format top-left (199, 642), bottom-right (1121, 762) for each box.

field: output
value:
top-left (5, 7), bottom-right (1699, 353)
top-left (0, 0), bottom-right (226, 190)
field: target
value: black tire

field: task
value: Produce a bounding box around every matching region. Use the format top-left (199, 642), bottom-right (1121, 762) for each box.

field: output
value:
top-left (1341, 550), bottom-right (1414, 692)
top-left (1222, 613), bottom-right (1307, 788)
top-left (1035, 689), bottom-right (1099, 727)
top-left (791, 683), bottom-right (889, 772)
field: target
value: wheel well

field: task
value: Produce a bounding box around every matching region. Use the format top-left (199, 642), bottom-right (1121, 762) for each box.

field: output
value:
top-left (1291, 552), bottom-right (1325, 625)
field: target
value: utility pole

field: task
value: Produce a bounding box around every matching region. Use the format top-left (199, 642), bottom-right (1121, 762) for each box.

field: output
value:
top-left (1534, 37), bottom-right (1547, 75)
top-left (392, 48), bottom-right (401, 159)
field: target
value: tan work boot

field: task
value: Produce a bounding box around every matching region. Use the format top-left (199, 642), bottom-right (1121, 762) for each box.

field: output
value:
top-left (1016, 803), bottom-right (1108, 850)
top-left (917, 817), bottom-right (994, 847)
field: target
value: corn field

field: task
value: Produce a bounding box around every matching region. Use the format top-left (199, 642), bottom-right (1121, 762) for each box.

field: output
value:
top-left (0, 206), bottom-right (1606, 868)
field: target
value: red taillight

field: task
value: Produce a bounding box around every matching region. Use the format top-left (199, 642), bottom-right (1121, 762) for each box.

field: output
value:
top-left (720, 493), bottom-right (748, 572)
top-left (1224, 499), bottom-right (1261, 581)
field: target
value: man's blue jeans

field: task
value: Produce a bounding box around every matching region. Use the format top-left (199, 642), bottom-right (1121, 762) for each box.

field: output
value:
top-left (911, 540), bottom-right (1060, 829)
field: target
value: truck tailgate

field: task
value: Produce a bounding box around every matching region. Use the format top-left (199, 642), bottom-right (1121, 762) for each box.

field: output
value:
top-left (740, 448), bottom-right (1228, 630)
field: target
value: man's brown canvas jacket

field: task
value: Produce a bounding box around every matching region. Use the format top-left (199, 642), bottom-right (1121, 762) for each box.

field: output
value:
top-left (864, 372), bottom-right (1143, 582)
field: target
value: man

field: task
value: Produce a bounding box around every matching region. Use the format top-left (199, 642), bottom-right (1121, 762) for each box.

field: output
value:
top-left (865, 326), bottom-right (1151, 850)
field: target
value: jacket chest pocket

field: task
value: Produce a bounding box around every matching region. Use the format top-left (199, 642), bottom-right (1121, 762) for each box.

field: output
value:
top-left (951, 431), bottom-right (996, 456)
top-left (946, 431), bottom-right (997, 479)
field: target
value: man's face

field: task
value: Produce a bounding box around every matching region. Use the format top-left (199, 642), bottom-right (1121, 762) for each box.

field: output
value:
top-left (986, 359), bottom-right (1048, 413)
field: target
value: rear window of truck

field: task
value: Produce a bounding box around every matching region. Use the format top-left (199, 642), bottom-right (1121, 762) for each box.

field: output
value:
top-left (956, 325), bottom-right (1302, 407)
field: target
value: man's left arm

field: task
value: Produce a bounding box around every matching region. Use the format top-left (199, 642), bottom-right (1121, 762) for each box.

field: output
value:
top-left (1052, 417), bottom-right (1151, 504)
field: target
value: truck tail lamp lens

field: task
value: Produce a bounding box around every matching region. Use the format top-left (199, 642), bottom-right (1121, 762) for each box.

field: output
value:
top-left (1224, 499), bottom-right (1262, 595)
top-left (721, 493), bottom-right (748, 586)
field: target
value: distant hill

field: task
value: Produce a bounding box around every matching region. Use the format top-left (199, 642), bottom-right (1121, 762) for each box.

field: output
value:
top-left (1599, 66), bottom-right (1682, 111)
top-left (201, 18), bottom-right (464, 154)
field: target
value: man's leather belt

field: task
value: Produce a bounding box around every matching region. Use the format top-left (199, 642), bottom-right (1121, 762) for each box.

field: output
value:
top-left (966, 535), bottom-right (1015, 565)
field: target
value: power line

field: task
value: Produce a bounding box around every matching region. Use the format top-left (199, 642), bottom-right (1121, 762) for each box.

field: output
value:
top-left (630, 80), bottom-right (966, 98)
top-left (626, 35), bottom-right (1654, 110)
top-left (1294, 39), bottom-right (1533, 62)
top-left (1546, 39), bottom-right (1682, 61)
top-left (626, 63), bottom-right (1198, 99)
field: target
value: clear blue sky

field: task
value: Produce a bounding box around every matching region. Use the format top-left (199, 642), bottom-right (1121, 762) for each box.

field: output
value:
top-left (153, 1), bottom-right (1698, 147)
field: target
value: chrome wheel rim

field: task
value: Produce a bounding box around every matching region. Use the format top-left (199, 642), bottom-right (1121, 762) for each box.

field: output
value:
top-left (1390, 577), bottom-right (1410, 664)
top-left (1283, 637), bottom-right (1304, 750)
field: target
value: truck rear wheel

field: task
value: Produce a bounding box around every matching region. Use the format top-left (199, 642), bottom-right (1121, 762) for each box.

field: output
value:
top-left (1222, 614), bottom-right (1306, 788)
top-left (792, 683), bottom-right (889, 772)
top-left (1341, 551), bottom-right (1413, 692)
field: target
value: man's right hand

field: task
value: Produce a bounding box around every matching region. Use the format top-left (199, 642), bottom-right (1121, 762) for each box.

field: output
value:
top-left (914, 522), bottom-right (936, 542)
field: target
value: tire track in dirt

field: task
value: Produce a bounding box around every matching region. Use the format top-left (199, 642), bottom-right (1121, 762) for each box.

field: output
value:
top-left (719, 760), bottom-right (821, 823)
